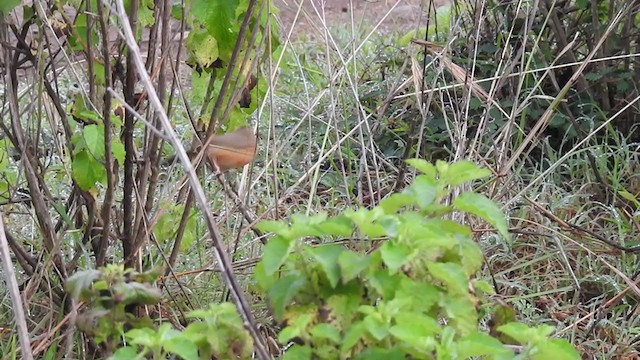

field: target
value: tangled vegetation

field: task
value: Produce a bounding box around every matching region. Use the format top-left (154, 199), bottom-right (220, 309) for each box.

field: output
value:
top-left (0, 0), bottom-right (639, 358)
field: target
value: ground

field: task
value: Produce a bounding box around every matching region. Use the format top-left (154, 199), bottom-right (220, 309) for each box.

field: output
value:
top-left (274, 0), bottom-right (451, 37)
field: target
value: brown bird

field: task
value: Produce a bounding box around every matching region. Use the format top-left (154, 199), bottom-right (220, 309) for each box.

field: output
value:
top-left (206, 127), bottom-right (257, 173)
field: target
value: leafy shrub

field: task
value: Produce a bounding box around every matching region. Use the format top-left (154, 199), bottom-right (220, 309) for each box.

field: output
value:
top-left (254, 159), bottom-right (580, 359)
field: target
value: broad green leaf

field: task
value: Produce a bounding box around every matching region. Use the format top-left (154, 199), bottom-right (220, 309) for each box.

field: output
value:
top-left (379, 216), bottom-right (400, 237)
top-left (319, 216), bottom-right (354, 236)
top-left (108, 346), bottom-right (138, 360)
top-left (191, 0), bottom-right (240, 62)
top-left (310, 323), bottom-right (341, 344)
top-left (261, 235), bottom-right (295, 275)
top-left (282, 344), bottom-right (312, 360)
top-left (531, 339), bottom-right (580, 360)
top-left (379, 193), bottom-right (415, 214)
top-left (380, 241), bottom-right (413, 273)
top-left (268, 274), bottom-right (307, 319)
top-left (0, 0), bottom-right (19, 13)
top-left (278, 313), bottom-right (314, 343)
top-left (75, 110), bottom-right (103, 125)
top-left (164, 335), bottom-right (198, 360)
top-left (338, 250), bottom-right (371, 283)
top-left (72, 150), bottom-right (106, 191)
top-left (341, 323), bottom-right (366, 352)
top-left (367, 269), bottom-right (402, 298)
top-left (395, 279), bottom-right (439, 311)
top-left (457, 236), bottom-right (483, 275)
top-left (405, 175), bottom-right (438, 209)
top-left (406, 158), bottom-right (437, 178)
top-left (456, 331), bottom-right (511, 358)
top-left (363, 312), bottom-right (389, 341)
top-left (82, 125), bottom-right (104, 160)
top-left (441, 295), bottom-right (477, 335)
top-left (112, 139), bottom-right (125, 164)
top-left (65, 269), bottom-right (101, 300)
top-left (389, 312), bottom-right (440, 351)
top-left (308, 245), bottom-right (343, 288)
top-left (347, 208), bottom-right (386, 237)
top-left (185, 29), bottom-right (219, 69)
top-left (112, 282), bottom-right (162, 305)
top-left (125, 328), bottom-right (157, 347)
top-left (256, 220), bottom-right (291, 237)
top-left (497, 323), bottom-right (553, 345)
top-left (353, 348), bottom-right (406, 360)
top-left (443, 160), bottom-right (491, 187)
top-left (453, 192), bottom-right (509, 240)
top-left (427, 262), bottom-right (468, 295)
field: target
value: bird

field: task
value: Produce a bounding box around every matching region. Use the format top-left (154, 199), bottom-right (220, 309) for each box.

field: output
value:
top-left (205, 127), bottom-right (257, 173)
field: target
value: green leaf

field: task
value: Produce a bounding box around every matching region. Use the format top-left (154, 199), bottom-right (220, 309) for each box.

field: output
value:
top-left (363, 312), bottom-right (389, 341)
top-left (406, 158), bottom-right (437, 178)
top-left (108, 346), bottom-right (138, 360)
top-left (380, 241), bottom-right (413, 273)
top-left (405, 175), bottom-right (438, 209)
top-left (453, 192), bottom-right (509, 240)
top-left (341, 323), bottom-right (366, 352)
top-left (367, 269), bottom-right (402, 298)
top-left (497, 323), bottom-right (554, 345)
top-left (0, 0), bottom-right (19, 14)
top-left (442, 160), bottom-right (491, 187)
top-left (257, 220), bottom-right (290, 236)
top-left (457, 236), bottom-right (483, 275)
top-left (112, 282), bottom-right (162, 305)
top-left (441, 296), bottom-right (477, 335)
top-left (268, 274), bottom-right (307, 319)
top-left (379, 193), bottom-right (415, 214)
top-left (282, 345), bottom-right (312, 360)
top-left (278, 313), bottom-right (314, 343)
top-left (185, 28), bottom-right (219, 69)
top-left (308, 245), bottom-right (343, 288)
top-left (261, 235), bottom-right (295, 275)
top-left (126, 328), bottom-right (157, 347)
top-left (389, 312), bottom-right (440, 351)
top-left (427, 262), bottom-right (468, 295)
top-left (319, 216), bottom-right (354, 236)
top-left (456, 331), bottom-right (511, 358)
top-left (347, 208), bottom-right (387, 237)
top-left (310, 323), bottom-right (341, 343)
top-left (112, 139), bottom-right (126, 164)
top-left (72, 150), bottom-right (107, 191)
top-left (163, 333), bottom-right (199, 360)
top-left (191, 0), bottom-right (240, 62)
top-left (354, 348), bottom-right (406, 360)
top-left (338, 250), bottom-right (371, 283)
top-left (82, 125), bottom-right (104, 160)
top-left (65, 269), bottom-right (101, 300)
top-left (395, 279), bottom-right (439, 311)
top-left (532, 339), bottom-right (580, 360)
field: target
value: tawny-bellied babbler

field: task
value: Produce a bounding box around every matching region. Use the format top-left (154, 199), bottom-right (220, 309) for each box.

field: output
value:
top-left (205, 127), bottom-right (257, 173)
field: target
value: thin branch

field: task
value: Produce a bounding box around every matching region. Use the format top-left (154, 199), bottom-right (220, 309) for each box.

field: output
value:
top-left (0, 214), bottom-right (33, 360)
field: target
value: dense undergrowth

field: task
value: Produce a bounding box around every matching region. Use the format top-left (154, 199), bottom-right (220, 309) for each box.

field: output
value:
top-left (0, 0), bottom-right (640, 358)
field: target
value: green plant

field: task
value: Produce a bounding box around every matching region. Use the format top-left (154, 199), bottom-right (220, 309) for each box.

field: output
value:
top-left (109, 303), bottom-right (252, 360)
top-left (254, 160), bottom-right (579, 359)
top-left (65, 265), bottom-right (162, 353)
top-left (67, 265), bottom-right (254, 359)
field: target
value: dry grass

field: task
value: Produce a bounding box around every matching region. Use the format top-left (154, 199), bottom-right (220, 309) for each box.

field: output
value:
top-left (2, 0), bottom-right (640, 358)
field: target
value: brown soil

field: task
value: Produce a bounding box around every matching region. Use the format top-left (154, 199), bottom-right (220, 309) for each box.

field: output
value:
top-left (274, 0), bottom-right (451, 38)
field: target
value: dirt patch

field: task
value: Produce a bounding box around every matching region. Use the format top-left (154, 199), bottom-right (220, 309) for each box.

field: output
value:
top-left (274, 0), bottom-right (451, 38)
